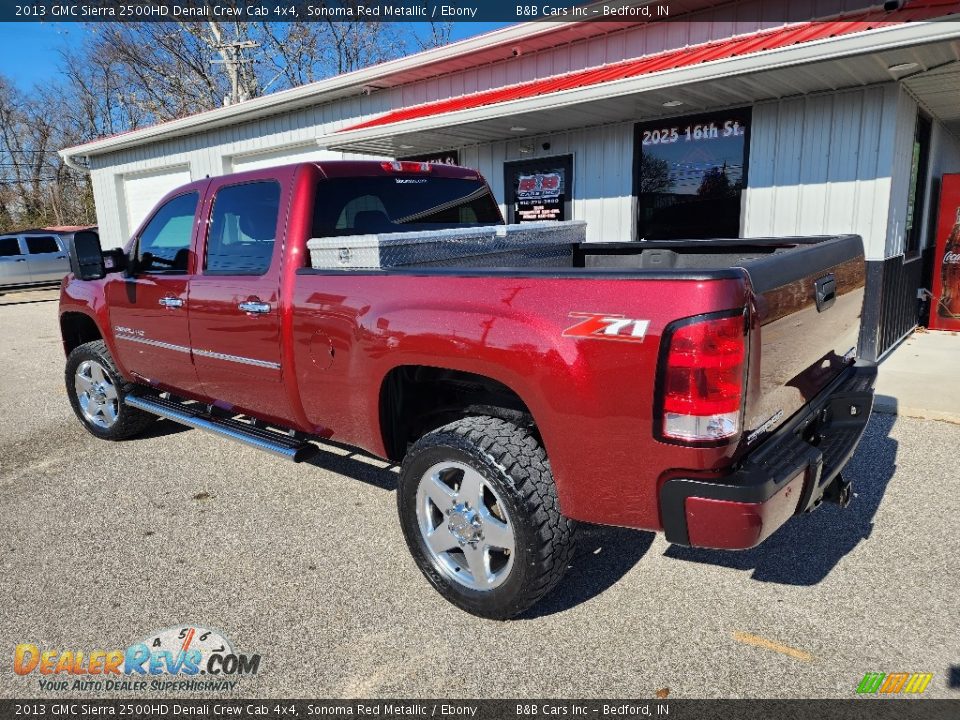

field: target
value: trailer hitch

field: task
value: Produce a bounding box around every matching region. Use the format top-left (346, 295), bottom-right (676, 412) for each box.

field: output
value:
top-left (823, 474), bottom-right (852, 508)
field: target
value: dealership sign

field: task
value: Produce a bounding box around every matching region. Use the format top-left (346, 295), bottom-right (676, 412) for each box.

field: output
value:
top-left (505, 155), bottom-right (573, 223)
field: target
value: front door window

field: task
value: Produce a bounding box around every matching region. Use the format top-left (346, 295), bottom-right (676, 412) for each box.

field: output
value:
top-left (136, 192), bottom-right (199, 274)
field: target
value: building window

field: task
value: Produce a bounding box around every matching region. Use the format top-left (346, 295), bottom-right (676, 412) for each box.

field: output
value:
top-left (905, 112), bottom-right (932, 256)
top-left (634, 108), bottom-right (750, 240)
top-left (504, 155), bottom-right (573, 224)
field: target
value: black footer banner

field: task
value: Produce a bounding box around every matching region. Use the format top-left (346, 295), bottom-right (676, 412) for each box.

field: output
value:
top-left (2, 699), bottom-right (959, 720)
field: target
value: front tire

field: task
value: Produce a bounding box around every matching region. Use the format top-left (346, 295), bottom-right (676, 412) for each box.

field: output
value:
top-left (398, 416), bottom-right (576, 619)
top-left (65, 340), bottom-right (154, 440)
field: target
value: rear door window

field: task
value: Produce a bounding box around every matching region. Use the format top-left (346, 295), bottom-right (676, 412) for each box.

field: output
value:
top-left (204, 181), bottom-right (281, 276)
top-left (0, 238), bottom-right (22, 256)
top-left (25, 236), bottom-right (60, 254)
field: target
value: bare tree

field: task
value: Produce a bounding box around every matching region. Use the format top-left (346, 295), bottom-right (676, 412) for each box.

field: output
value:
top-left (417, 21), bottom-right (455, 50)
top-left (0, 18), bottom-right (455, 228)
top-left (638, 155), bottom-right (671, 194)
top-left (85, 23), bottom-right (235, 119)
top-left (0, 77), bottom-right (94, 228)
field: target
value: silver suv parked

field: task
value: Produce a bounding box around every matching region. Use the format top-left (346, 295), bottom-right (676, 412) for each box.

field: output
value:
top-left (0, 231), bottom-right (84, 288)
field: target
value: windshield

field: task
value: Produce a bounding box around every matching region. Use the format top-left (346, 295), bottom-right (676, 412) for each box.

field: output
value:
top-left (313, 177), bottom-right (502, 237)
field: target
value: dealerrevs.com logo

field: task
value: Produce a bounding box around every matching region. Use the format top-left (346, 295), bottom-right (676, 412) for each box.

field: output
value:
top-left (14, 626), bottom-right (261, 692)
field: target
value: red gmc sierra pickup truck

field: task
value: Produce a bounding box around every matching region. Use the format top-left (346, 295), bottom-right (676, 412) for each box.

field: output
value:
top-left (59, 160), bottom-right (875, 619)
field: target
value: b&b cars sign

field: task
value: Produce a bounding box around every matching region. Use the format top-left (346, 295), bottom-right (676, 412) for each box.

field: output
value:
top-left (505, 155), bottom-right (573, 223)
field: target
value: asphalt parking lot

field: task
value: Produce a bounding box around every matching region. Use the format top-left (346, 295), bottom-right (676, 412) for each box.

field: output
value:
top-left (1, 291), bottom-right (958, 699)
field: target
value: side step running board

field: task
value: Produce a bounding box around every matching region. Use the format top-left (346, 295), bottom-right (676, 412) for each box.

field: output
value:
top-left (125, 394), bottom-right (318, 463)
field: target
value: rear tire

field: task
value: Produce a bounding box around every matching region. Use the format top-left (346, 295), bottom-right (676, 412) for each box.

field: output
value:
top-left (65, 340), bottom-right (154, 440)
top-left (397, 416), bottom-right (576, 619)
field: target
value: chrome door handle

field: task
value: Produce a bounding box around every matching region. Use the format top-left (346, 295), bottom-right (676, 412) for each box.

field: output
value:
top-left (14, 258), bottom-right (26, 262)
top-left (239, 300), bottom-right (271, 314)
top-left (159, 296), bottom-right (185, 309)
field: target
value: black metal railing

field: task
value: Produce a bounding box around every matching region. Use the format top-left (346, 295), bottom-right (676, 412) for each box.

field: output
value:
top-left (858, 253), bottom-right (926, 362)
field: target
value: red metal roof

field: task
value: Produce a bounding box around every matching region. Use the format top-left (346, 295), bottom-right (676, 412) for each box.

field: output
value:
top-left (44, 225), bottom-right (97, 233)
top-left (342, 0), bottom-right (959, 133)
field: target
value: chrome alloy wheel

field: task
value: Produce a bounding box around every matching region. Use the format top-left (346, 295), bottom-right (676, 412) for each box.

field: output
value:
top-left (74, 360), bottom-right (119, 429)
top-left (415, 461), bottom-right (516, 591)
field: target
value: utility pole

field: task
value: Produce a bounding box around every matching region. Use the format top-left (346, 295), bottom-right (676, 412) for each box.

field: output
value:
top-left (211, 38), bottom-right (259, 106)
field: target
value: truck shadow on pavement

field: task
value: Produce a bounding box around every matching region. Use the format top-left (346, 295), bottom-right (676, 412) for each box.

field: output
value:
top-left (304, 443), bottom-right (400, 492)
top-left (297, 439), bottom-right (659, 616)
top-left (662, 414), bottom-right (899, 585)
top-left (140, 418), bottom-right (192, 439)
top-left (522, 525), bottom-right (656, 619)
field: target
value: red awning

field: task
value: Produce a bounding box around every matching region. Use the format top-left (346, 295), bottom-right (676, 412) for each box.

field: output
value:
top-left (341, 0), bottom-right (958, 133)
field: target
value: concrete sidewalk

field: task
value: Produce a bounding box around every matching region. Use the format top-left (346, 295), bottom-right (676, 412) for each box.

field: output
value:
top-left (873, 328), bottom-right (960, 424)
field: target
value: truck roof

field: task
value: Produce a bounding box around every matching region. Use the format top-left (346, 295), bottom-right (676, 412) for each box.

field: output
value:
top-left (128, 160), bottom-right (490, 243)
top-left (313, 160), bottom-right (483, 181)
top-left (200, 160), bottom-right (484, 188)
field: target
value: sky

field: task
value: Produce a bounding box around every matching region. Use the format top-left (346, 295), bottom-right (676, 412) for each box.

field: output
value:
top-left (0, 21), bottom-right (509, 92)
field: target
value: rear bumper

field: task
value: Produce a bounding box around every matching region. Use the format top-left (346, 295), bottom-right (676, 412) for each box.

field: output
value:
top-left (659, 363), bottom-right (877, 549)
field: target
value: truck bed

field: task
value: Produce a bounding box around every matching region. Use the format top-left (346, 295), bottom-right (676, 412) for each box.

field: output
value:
top-left (301, 233), bottom-right (866, 451)
top-left (397, 234), bottom-right (854, 286)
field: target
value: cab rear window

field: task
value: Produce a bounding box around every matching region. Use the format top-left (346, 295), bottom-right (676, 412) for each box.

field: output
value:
top-left (313, 177), bottom-right (502, 237)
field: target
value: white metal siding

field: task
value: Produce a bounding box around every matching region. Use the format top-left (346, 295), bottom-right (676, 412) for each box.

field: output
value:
top-left (89, 82), bottom-right (914, 253)
top-left (885, 87), bottom-right (921, 257)
top-left (228, 145), bottom-right (343, 172)
top-left (874, 85), bottom-right (960, 258)
top-left (458, 122), bottom-right (636, 243)
top-left (742, 85), bottom-right (902, 260)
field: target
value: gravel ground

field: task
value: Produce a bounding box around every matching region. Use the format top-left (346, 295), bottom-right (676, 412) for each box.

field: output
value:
top-left (1, 294), bottom-right (957, 699)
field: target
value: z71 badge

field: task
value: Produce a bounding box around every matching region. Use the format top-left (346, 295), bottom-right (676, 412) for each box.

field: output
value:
top-left (562, 313), bottom-right (651, 343)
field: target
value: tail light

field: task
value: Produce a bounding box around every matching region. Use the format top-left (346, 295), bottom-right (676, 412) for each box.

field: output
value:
top-left (381, 161), bottom-right (432, 173)
top-left (657, 310), bottom-right (747, 443)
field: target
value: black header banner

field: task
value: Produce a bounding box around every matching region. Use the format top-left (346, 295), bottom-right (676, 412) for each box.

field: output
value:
top-left (9, 0), bottom-right (669, 22)
top-left (1, 699), bottom-right (959, 720)
top-left (3, 0), bottom-right (923, 23)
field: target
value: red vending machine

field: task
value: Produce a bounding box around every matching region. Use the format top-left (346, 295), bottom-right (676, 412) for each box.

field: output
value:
top-left (930, 173), bottom-right (960, 331)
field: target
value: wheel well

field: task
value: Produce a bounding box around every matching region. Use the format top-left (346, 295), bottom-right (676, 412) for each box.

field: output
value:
top-left (379, 366), bottom-right (535, 461)
top-left (60, 313), bottom-right (102, 355)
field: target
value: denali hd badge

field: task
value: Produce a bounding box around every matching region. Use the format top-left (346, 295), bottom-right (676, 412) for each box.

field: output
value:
top-left (563, 313), bottom-right (650, 343)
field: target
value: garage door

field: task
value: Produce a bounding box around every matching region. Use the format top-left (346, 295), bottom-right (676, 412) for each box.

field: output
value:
top-left (123, 166), bottom-right (192, 238)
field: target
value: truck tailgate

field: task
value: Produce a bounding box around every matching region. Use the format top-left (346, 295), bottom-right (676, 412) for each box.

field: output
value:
top-left (742, 235), bottom-right (866, 445)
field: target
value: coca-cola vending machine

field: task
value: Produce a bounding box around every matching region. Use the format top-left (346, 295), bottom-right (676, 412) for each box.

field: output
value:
top-left (929, 173), bottom-right (960, 331)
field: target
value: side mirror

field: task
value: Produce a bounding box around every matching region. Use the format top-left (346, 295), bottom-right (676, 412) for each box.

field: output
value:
top-left (67, 230), bottom-right (106, 281)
